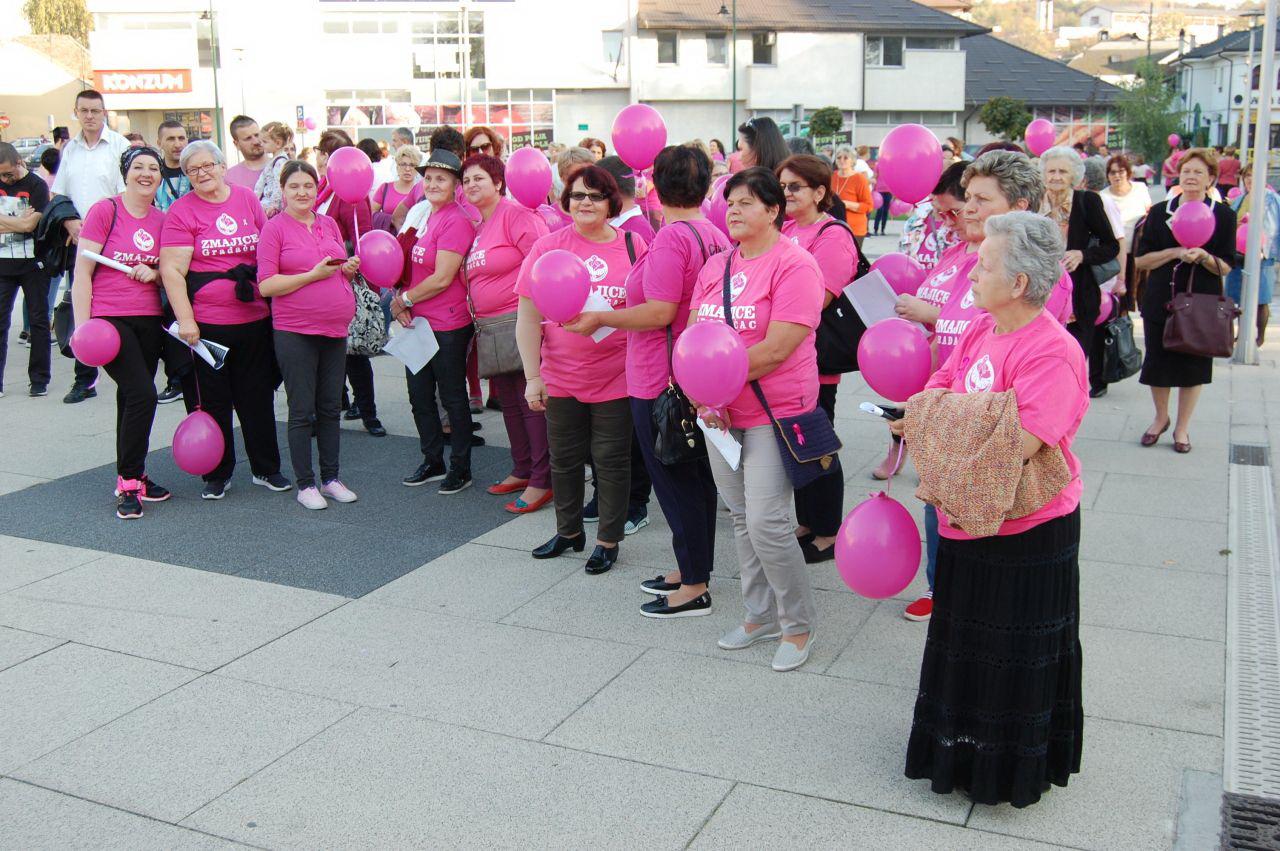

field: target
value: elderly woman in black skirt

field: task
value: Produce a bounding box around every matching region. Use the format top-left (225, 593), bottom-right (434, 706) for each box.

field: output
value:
top-left (1135, 148), bottom-right (1236, 454)
top-left (894, 211), bottom-right (1089, 808)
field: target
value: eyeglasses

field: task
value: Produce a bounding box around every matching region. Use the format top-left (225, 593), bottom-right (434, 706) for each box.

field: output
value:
top-left (470, 142), bottom-right (494, 154)
top-left (185, 163), bottom-right (220, 177)
top-left (569, 191), bottom-right (607, 203)
top-left (780, 182), bottom-right (809, 195)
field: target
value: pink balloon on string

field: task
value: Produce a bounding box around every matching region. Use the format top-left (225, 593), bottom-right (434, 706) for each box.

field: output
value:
top-left (70, 318), bottom-right (120, 367)
top-left (1237, 222), bottom-right (1250, 254)
top-left (673, 321), bottom-right (748, 409)
top-left (506, 146), bottom-right (554, 209)
top-left (611, 104), bottom-right (667, 171)
top-left (889, 198), bottom-right (913, 217)
top-left (529, 249), bottom-right (591, 322)
top-left (327, 147), bottom-right (374, 203)
top-left (172, 410), bottom-right (224, 476)
top-left (871, 253), bottom-right (927, 296)
top-left (871, 191), bottom-right (884, 211)
top-left (876, 124), bottom-right (943, 204)
top-left (304, 117), bottom-right (317, 131)
top-left (356, 230), bottom-right (404, 288)
top-left (1168, 133), bottom-right (1181, 148)
top-left (835, 492), bottom-right (921, 599)
top-left (1169, 200), bottom-right (1214, 248)
top-left (708, 174), bottom-right (731, 237)
top-left (1095, 292), bottom-right (1115, 326)
top-left (857, 318), bottom-right (932, 402)
top-left (1024, 118), bottom-right (1056, 157)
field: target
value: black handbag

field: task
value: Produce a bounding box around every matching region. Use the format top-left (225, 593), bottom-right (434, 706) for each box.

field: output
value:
top-left (721, 250), bottom-right (841, 488)
top-left (651, 222), bottom-right (709, 466)
top-left (1101, 312), bottom-right (1142, 384)
top-left (812, 220), bottom-right (867, 374)
top-left (55, 198), bottom-right (119, 358)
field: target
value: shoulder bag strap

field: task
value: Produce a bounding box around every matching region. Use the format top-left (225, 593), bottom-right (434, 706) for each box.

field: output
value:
top-left (624, 229), bottom-right (636, 264)
top-left (720, 248), bottom-right (775, 418)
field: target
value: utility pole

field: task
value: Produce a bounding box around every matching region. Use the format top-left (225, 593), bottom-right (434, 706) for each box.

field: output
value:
top-left (1242, 11), bottom-right (1263, 149)
top-left (720, 2), bottom-right (737, 146)
top-left (1147, 0), bottom-right (1154, 58)
top-left (207, 1), bottom-right (224, 150)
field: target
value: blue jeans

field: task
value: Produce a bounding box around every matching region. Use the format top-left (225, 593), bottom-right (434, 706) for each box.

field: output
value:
top-left (21, 274), bottom-right (59, 332)
top-left (924, 503), bottom-right (939, 591)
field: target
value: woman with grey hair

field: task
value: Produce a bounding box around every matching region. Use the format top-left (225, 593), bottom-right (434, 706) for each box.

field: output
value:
top-left (160, 138), bottom-right (289, 500)
top-left (1040, 145), bottom-right (1120, 359)
top-left (894, 210), bottom-right (1089, 807)
top-left (1080, 156), bottom-right (1127, 396)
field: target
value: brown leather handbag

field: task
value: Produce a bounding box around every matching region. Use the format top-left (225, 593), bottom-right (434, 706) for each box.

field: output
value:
top-left (1162, 263), bottom-right (1240, 358)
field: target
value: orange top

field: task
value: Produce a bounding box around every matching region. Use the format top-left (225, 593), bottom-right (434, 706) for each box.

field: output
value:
top-left (831, 171), bottom-right (872, 237)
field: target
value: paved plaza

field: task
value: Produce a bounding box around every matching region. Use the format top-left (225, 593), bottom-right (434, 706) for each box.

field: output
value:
top-left (0, 230), bottom-right (1267, 849)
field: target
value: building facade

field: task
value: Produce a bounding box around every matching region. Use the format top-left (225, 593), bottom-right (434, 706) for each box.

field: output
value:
top-left (1173, 23), bottom-right (1280, 150)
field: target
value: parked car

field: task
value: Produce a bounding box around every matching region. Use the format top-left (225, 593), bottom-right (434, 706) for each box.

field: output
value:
top-left (25, 143), bottom-right (53, 172)
top-left (11, 137), bottom-right (45, 159)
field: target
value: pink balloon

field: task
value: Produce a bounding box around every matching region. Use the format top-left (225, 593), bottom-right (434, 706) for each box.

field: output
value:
top-left (889, 198), bottom-right (913, 217)
top-left (871, 253), bottom-right (927, 296)
top-left (876, 124), bottom-right (943, 205)
top-left (871, 191), bottom-right (884, 211)
top-left (611, 104), bottom-right (667, 171)
top-left (356, 230), bottom-right (404, 289)
top-left (1094, 292), bottom-right (1115, 326)
top-left (70, 318), bottom-right (120, 367)
top-left (1169, 200), bottom-right (1215, 248)
top-left (1168, 133), bottom-right (1181, 148)
top-left (857, 318), bottom-right (932, 402)
top-left (506, 146), bottom-right (553, 209)
top-left (172, 410), bottom-right (224, 477)
top-left (1025, 118), bottom-right (1056, 157)
top-left (529, 249), bottom-right (591, 322)
top-left (835, 492), bottom-right (921, 599)
top-left (327, 147), bottom-right (374, 204)
top-left (304, 117), bottom-right (316, 131)
top-left (707, 174), bottom-right (731, 237)
top-left (1228, 186), bottom-right (1244, 201)
top-left (1237, 222), bottom-right (1250, 254)
top-left (672, 321), bottom-right (748, 409)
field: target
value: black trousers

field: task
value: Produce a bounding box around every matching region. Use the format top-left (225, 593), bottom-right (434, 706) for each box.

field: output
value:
top-left (794, 383), bottom-right (845, 537)
top-left (100, 315), bottom-right (163, 479)
top-left (346, 353), bottom-right (377, 419)
top-left (546, 395), bottom-right (632, 544)
top-left (275, 330), bottom-right (346, 489)
top-left (179, 318), bottom-right (281, 483)
top-left (1066, 319), bottom-right (1095, 364)
top-left (405, 324), bottom-right (473, 473)
top-left (62, 253), bottom-right (98, 388)
top-left (0, 267), bottom-right (52, 389)
top-left (159, 296), bottom-right (191, 385)
top-left (1088, 321), bottom-right (1108, 392)
top-left (631, 395), bottom-right (718, 584)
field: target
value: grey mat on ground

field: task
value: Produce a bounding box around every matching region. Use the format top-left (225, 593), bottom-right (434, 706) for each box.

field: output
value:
top-left (0, 425), bottom-right (519, 598)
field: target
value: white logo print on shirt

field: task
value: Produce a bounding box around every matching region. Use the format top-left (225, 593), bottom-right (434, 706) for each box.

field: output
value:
top-left (215, 213), bottom-right (238, 236)
top-left (960, 288), bottom-right (975, 309)
top-left (964, 354), bottom-right (995, 393)
top-left (584, 254), bottom-right (608, 283)
top-left (132, 230), bottom-right (154, 252)
top-left (728, 271), bottom-right (748, 302)
top-left (934, 263), bottom-right (959, 284)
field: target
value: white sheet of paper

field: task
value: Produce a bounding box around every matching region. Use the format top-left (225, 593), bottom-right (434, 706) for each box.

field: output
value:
top-left (382, 316), bottom-right (439, 374)
top-left (844, 270), bottom-right (926, 333)
top-left (697, 417), bottom-right (741, 471)
top-left (165, 321), bottom-right (226, 370)
top-left (583, 291), bottom-right (617, 343)
top-left (82, 249), bottom-right (135, 276)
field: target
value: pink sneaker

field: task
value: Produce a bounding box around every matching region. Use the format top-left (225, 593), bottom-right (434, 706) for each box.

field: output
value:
top-left (297, 487), bottom-right (327, 510)
top-left (872, 439), bottom-right (907, 481)
top-left (904, 593), bottom-right (933, 622)
top-left (320, 479), bottom-right (358, 503)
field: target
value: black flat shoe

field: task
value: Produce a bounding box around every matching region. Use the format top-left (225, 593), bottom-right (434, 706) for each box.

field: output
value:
top-left (585, 544), bottom-right (619, 575)
top-left (532, 534), bottom-right (585, 559)
top-left (344, 403), bottom-right (362, 421)
top-left (641, 591), bottom-right (712, 619)
top-left (801, 540), bottom-right (835, 564)
top-left (364, 418), bottom-right (387, 437)
top-left (1089, 387), bottom-right (1108, 399)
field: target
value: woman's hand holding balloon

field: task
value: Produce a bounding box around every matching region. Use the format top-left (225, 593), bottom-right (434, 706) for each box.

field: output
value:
top-left (562, 311), bottom-right (603, 336)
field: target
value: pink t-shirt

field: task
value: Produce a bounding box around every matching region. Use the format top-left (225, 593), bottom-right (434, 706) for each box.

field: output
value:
top-left (914, 243), bottom-right (977, 315)
top-left (374, 181), bottom-right (414, 214)
top-left (404, 184), bottom-right (481, 224)
top-left (161, 184), bottom-right (269, 325)
top-left (257, 212), bottom-right (355, 338)
top-left (225, 162), bottom-right (265, 192)
top-left (1045, 265), bottom-right (1074, 325)
top-left (516, 226), bottom-right (648, 403)
top-left (466, 198), bottom-right (548, 318)
top-left (926, 311), bottom-right (1088, 540)
top-left (406, 202), bottom-right (475, 331)
top-left (82, 197), bottom-right (165, 318)
top-left (625, 218), bottom-right (731, 399)
top-left (689, 239), bottom-right (824, 428)
top-left (615, 208), bottom-right (657, 244)
top-left (537, 203), bottom-right (573, 232)
top-left (782, 215), bottom-right (860, 384)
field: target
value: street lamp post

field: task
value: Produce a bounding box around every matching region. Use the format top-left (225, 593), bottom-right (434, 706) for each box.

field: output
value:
top-left (1242, 11), bottom-right (1263, 149)
top-left (719, 2), bottom-right (737, 147)
top-left (204, 2), bottom-right (224, 150)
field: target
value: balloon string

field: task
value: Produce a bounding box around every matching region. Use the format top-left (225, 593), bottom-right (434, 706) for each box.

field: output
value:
top-left (354, 207), bottom-right (362, 254)
top-left (886, 436), bottom-right (906, 496)
top-left (187, 348), bottom-right (203, 412)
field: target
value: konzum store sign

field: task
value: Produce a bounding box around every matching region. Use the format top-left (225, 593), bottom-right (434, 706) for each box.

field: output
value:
top-left (93, 70), bottom-right (193, 94)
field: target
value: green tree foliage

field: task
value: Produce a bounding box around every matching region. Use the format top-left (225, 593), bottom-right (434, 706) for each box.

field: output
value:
top-left (1114, 59), bottom-right (1180, 165)
top-left (22, 0), bottom-right (92, 44)
top-left (808, 107), bottom-right (844, 139)
top-left (979, 96), bottom-right (1033, 140)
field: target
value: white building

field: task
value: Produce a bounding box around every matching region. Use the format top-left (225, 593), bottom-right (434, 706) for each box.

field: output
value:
top-left (1172, 21), bottom-right (1280, 149)
top-left (1076, 3), bottom-right (1238, 46)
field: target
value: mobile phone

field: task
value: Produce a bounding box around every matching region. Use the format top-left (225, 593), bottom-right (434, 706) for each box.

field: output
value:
top-left (325, 258), bottom-right (345, 266)
top-left (859, 401), bottom-right (904, 421)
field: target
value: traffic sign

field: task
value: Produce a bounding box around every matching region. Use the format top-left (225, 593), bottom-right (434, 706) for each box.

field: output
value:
top-left (0, 115), bottom-right (10, 129)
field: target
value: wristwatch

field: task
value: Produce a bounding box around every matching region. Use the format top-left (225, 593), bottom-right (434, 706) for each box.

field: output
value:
top-left (400, 292), bottom-right (413, 308)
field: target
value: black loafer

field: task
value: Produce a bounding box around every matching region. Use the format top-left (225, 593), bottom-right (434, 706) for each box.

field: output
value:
top-left (532, 534), bottom-right (585, 559)
top-left (640, 575), bottom-right (681, 596)
top-left (364, 418), bottom-right (387, 437)
top-left (344, 403), bottom-right (362, 421)
top-left (801, 540), bottom-right (835, 564)
top-left (641, 591), bottom-right (712, 618)
top-left (585, 544), bottom-right (619, 575)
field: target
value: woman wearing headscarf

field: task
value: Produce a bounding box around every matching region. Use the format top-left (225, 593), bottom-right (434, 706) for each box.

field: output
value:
top-left (71, 146), bottom-right (169, 519)
top-left (160, 139), bottom-right (288, 500)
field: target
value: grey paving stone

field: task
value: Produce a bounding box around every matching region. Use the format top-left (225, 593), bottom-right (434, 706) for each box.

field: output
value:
top-left (1078, 510), bottom-right (1226, 573)
top-left (0, 643), bottom-right (196, 774)
top-left (1073, 436), bottom-right (1227, 481)
top-left (1080, 560), bottom-right (1226, 641)
top-left (183, 707), bottom-right (731, 849)
top-left (0, 535), bottom-right (103, 593)
top-left (1092, 472), bottom-right (1227, 521)
top-left (690, 784), bottom-right (1061, 849)
top-left (15, 676), bottom-right (354, 823)
top-left (967, 718), bottom-right (1221, 850)
top-left (825, 599), bottom-right (929, 688)
top-left (0, 625), bottom-right (63, 673)
top-left (0, 555), bottom-right (346, 671)
top-left (547, 650), bottom-right (970, 824)
top-left (0, 779), bottom-right (241, 850)
top-left (218, 600), bottom-right (642, 739)
top-left (0, 470), bottom-right (48, 496)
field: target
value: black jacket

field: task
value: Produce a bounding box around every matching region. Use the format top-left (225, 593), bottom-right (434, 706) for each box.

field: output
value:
top-left (1062, 189), bottom-right (1120, 323)
top-left (33, 194), bottom-right (80, 277)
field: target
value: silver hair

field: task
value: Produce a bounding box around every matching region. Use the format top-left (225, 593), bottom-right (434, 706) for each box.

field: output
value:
top-left (834, 144), bottom-right (855, 159)
top-left (983, 211), bottom-right (1064, 308)
top-left (179, 139), bottom-right (226, 173)
top-left (962, 150), bottom-right (1044, 210)
top-left (1040, 145), bottom-right (1085, 187)
top-left (1082, 156), bottom-right (1107, 191)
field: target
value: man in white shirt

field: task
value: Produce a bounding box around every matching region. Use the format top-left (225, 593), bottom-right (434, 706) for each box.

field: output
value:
top-left (224, 115), bottom-right (267, 191)
top-left (51, 88), bottom-right (129, 403)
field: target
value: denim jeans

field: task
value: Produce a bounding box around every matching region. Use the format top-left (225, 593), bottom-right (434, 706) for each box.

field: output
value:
top-left (924, 502), bottom-right (939, 591)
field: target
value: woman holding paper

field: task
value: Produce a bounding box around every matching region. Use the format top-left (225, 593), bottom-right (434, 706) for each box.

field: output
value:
top-left (71, 145), bottom-right (170, 520)
top-left (516, 165), bottom-right (648, 575)
top-left (258, 160), bottom-right (359, 510)
top-left (389, 148), bottom-right (477, 496)
top-left (160, 139), bottom-right (288, 502)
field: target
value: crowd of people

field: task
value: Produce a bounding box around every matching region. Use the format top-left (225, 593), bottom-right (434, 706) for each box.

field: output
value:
top-left (0, 87), bottom-right (1252, 810)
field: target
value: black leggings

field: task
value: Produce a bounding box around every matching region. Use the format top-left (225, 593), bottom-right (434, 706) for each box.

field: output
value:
top-left (100, 315), bottom-right (164, 479)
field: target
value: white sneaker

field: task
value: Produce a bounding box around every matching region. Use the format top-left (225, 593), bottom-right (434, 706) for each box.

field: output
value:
top-left (717, 623), bottom-right (783, 650)
top-left (297, 486), bottom-right (327, 510)
top-left (772, 634), bottom-right (814, 672)
top-left (320, 479), bottom-right (358, 503)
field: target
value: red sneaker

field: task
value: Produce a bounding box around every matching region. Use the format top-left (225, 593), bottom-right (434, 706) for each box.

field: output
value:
top-left (904, 594), bottom-right (933, 622)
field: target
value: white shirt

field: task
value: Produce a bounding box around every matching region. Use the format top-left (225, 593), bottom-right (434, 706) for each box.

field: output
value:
top-left (372, 157), bottom-right (398, 196)
top-left (1097, 191), bottom-right (1126, 292)
top-left (1100, 182), bottom-right (1152, 245)
top-left (853, 159), bottom-right (873, 179)
top-left (51, 128), bottom-right (128, 216)
top-left (609, 206), bottom-right (643, 229)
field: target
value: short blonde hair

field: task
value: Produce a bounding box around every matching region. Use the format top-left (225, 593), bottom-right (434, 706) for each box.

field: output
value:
top-left (557, 146), bottom-right (595, 181)
top-left (1180, 147), bottom-right (1219, 179)
top-left (395, 144), bottom-right (423, 166)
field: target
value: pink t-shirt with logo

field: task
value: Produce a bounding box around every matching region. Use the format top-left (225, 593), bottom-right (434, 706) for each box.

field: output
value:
top-left (914, 243), bottom-right (976, 314)
top-left (161, 184), bottom-right (269, 325)
top-left (689, 238), bottom-right (824, 429)
top-left (82, 197), bottom-right (165, 318)
top-left (466, 198), bottom-right (549, 318)
top-left (516, 226), bottom-right (648, 403)
top-left (374, 181), bottom-right (414, 214)
top-left (625, 218), bottom-right (731, 399)
top-left (926, 311), bottom-right (1089, 540)
top-left (406, 202), bottom-right (475, 332)
top-left (782, 215), bottom-right (860, 385)
top-left (225, 162), bottom-right (264, 192)
top-left (257, 212), bottom-right (355, 338)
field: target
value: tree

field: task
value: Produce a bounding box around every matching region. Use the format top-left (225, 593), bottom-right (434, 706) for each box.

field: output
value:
top-left (1114, 59), bottom-right (1180, 165)
top-left (22, 0), bottom-right (91, 44)
top-left (979, 96), bottom-right (1033, 140)
top-left (808, 107), bottom-right (843, 139)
